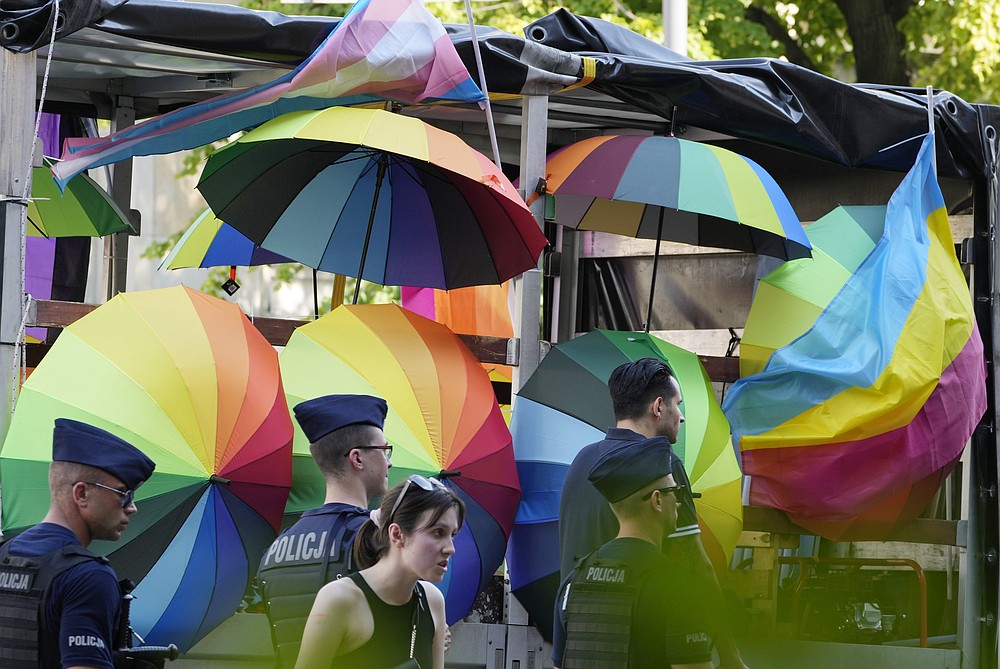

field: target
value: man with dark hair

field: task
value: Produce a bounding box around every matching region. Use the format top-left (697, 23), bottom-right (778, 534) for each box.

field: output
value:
top-left (255, 394), bottom-right (392, 669)
top-left (558, 358), bottom-right (748, 669)
top-left (0, 418), bottom-right (155, 669)
top-left (553, 437), bottom-right (713, 669)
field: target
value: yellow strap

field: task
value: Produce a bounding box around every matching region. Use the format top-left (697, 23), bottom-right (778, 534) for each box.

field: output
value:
top-left (560, 57), bottom-right (597, 93)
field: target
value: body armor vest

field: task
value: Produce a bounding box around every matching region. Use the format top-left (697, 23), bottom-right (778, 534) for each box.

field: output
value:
top-left (257, 507), bottom-right (368, 669)
top-left (0, 541), bottom-right (107, 669)
top-left (560, 550), bottom-right (662, 669)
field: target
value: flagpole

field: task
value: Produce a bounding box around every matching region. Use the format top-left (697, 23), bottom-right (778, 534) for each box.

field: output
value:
top-left (927, 85), bottom-right (937, 175)
top-left (461, 0), bottom-right (503, 168)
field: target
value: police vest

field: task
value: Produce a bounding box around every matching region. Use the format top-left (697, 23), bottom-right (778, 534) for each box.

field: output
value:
top-left (0, 540), bottom-right (108, 669)
top-left (256, 506), bottom-right (369, 669)
top-left (559, 549), bottom-right (663, 669)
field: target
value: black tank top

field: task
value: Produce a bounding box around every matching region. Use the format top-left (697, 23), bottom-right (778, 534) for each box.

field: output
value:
top-left (331, 572), bottom-right (435, 669)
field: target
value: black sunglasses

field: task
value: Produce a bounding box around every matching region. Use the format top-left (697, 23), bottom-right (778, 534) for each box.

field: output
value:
top-left (641, 484), bottom-right (684, 501)
top-left (386, 475), bottom-right (447, 527)
top-left (82, 481), bottom-right (135, 508)
top-left (347, 443), bottom-right (393, 460)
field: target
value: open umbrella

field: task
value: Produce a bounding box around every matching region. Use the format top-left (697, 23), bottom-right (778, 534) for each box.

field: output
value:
top-left (159, 208), bottom-right (292, 271)
top-left (28, 159), bottom-right (133, 238)
top-left (278, 303), bottom-right (520, 624)
top-left (0, 285), bottom-right (293, 651)
top-left (507, 329), bottom-right (743, 637)
top-left (740, 205), bottom-right (886, 377)
top-left (197, 107), bottom-right (547, 302)
top-left (545, 135), bottom-right (809, 329)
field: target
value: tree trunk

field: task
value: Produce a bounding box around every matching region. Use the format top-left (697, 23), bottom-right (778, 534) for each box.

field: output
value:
top-left (834, 0), bottom-right (913, 85)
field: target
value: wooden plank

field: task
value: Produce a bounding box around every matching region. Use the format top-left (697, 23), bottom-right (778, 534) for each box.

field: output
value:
top-left (30, 299), bottom-right (744, 374)
top-left (699, 354), bottom-right (740, 384)
top-left (743, 505), bottom-right (963, 546)
top-left (28, 299), bottom-right (513, 366)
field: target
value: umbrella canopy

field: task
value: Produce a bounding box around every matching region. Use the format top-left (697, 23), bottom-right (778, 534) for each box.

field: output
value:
top-left (197, 107), bottom-right (547, 298)
top-left (0, 285), bottom-right (293, 651)
top-left (159, 208), bottom-right (292, 270)
top-left (278, 303), bottom-right (520, 624)
top-left (507, 329), bottom-right (743, 635)
top-left (740, 205), bottom-right (886, 377)
top-left (545, 135), bottom-right (810, 260)
top-left (28, 159), bottom-right (133, 237)
top-left (723, 135), bottom-right (986, 541)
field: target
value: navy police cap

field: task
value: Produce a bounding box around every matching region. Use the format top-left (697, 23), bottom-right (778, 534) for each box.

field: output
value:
top-left (293, 394), bottom-right (387, 443)
top-left (53, 418), bottom-right (155, 490)
top-left (588, 436), bottom-right (675, 503)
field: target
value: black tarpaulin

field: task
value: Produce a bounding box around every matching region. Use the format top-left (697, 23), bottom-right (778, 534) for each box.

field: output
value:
top-left (2, 2), bottom-right (997, 179)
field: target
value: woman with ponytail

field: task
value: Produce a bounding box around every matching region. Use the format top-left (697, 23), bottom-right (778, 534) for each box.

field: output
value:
top-left (295, 475), bottom-right (466, 669)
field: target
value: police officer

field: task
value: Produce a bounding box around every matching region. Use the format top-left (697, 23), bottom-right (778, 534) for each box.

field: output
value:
top-left (553, 437), bottom-right (713, 669)
top-left (255, 394), bottom-right (392, 669)
top-left (0, 418), bottom-right (155, 669)
top-left (558, 358), bottom-right (748, 668)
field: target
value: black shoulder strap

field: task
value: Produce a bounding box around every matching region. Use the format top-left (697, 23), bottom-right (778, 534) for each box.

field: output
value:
top-left (316, 510), bottom-right (368, 586)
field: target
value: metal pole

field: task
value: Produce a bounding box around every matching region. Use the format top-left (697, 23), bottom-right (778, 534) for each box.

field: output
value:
top-left (512, 95), bottom-right (548, 393)
top-left (461, 0), bottom-right (502, 168)
top-left (0, 46), bottom-right (34, 442)
top-left (353, 153), bottom-right (388, 304)
top-left (104, 96), bottom-right (136, 299)
top-left (662, 0), bottom-right (688, 56)
top-left (644, 209), bottom-right (665, 332)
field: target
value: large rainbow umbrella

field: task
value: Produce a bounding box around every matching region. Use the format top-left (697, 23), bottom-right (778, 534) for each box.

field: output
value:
top-left (724, 135), bottom-right (987, 540)
top-left (0, 286), bottom-right (293, 651)
top-left (278, 303), bottom-right (520, 623)
top-left (197, 107), bottom-right (547, 302)
top-left (545, 135), bottom-right (810, 260)
top-left (740, 205), bottom-right (886, 378)
top-left (507, 330), bottom-right (743, 637)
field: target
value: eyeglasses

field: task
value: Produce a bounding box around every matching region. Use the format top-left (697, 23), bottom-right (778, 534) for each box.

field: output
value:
top-left (347, 443), bottom-right (393, 460)
top-left (82, 481), bottom-right (135, 508)
top-left (386, 474), bottom-right (447, 527)
top-left (641, 484), bottom-right (685, 501)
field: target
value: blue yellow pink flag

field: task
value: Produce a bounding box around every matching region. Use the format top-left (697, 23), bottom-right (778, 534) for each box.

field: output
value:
top-left (52, 0), bottom-right (484, 187)
top-left (723, 133), bottom-right (986, 540)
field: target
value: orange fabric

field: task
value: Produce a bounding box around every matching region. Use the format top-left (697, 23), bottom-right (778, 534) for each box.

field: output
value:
top-left (434, 283), bottom-right (513, 379)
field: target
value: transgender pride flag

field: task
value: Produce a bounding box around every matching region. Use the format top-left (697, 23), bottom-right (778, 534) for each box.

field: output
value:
top-left (53, 0), bottom-right (484, 187)
top-left (723, 133), bottom-right (986, 541)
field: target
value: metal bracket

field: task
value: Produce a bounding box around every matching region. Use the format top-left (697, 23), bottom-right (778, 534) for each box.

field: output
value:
top-left (505, 337), bottom-right (519, 366)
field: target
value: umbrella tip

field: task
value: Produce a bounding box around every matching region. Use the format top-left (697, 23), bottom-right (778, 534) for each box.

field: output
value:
top-left (438, 470), bottom-right (462, 480)
top-left (209, 474), bottom-right (232, 486)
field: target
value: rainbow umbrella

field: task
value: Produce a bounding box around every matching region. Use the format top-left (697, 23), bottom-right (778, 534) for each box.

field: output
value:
top-left (545, 135), bottom-right (810, 260)
top-left (0, 286), bottom-right (293, 651)
top-left (159, 208), bottom-right (292, 271)
top-left (723, 135), bottom-right (987, 540)
top-left (507, 329), bottom-right (743, 637)
top-left (28, 159), bottom-right (133, 238)
top-left (278, 303), bottom-right (520, 623)
top-left (197, 107), bottom-right (547, 302)
top-left (740, 205), bottom-right (886, 377)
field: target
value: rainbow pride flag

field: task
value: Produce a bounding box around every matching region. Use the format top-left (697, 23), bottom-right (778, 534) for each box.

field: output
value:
top-left (53, 0), bottom-right (484, 188)
top-left (723, 133), bottom-right (986, 540)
